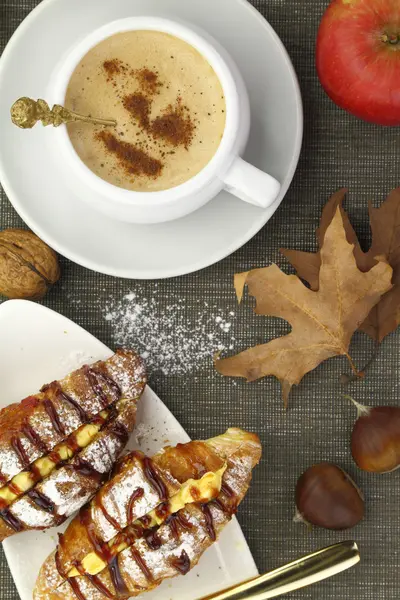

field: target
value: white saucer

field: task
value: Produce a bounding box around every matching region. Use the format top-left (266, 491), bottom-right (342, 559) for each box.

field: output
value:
top-left (0, 0), bottom-right (302, 279)
top-left (0, 300), bottom-right (258, 600)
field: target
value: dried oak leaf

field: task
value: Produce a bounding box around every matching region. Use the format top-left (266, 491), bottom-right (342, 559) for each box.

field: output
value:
top-left (0, 229), bottom-right (60, 300)
top-left (216, 209), bottom-right (392, 406)
top-left (282, 188), bottom-right (400, 342)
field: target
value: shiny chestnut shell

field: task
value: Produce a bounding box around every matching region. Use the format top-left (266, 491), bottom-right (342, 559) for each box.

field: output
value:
top-left (295, 463), bottom-right (364, 530)
top-left (351, 406), bottom-right (400, 473)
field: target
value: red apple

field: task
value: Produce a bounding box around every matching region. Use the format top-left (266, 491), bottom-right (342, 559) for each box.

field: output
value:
top-left (316, 0), bottom-right (400, 126)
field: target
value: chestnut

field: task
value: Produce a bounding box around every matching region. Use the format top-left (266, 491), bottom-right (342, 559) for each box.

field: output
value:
top-left (295, 463), bottom-right (364, 530)
top-left (348, 396), bottom-right (400, 473)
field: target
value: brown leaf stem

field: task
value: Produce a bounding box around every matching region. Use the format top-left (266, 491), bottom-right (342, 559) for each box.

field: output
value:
top-left (340, 340), bottom-right (380, 386)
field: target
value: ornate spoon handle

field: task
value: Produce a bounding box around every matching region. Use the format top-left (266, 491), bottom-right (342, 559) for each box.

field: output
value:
top-left (10, 97), bottom-right (117, 129)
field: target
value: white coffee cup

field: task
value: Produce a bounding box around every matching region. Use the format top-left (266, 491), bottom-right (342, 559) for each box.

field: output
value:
top-left (50, 17), bottom-right (281, 224)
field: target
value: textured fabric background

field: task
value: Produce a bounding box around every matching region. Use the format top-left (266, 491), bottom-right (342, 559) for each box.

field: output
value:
top-left (1, 1), bottom-right (400, 598)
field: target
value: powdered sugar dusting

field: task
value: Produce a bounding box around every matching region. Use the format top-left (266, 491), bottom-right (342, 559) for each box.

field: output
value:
top-left (103, 289), bottom-right (236, 376)
top-left (11, 497), bottom-right (55, 528)
top-left (224, 457), bottom-right (251, 495)
top-left (80, 433), bottom-right (121, 474)
top-left (105, 351), bottom-right (146, 398)
top-left (94, 505), bottom-right (119, 541)
top-left (120, 550), bottom-right (149, 589)
top-left (0, 446), bottom-right (24, 481)
top-left (40, 468), bottom-right (93, 516)
top-left (42, 552), bottom-right (63, 591)
top-left (71, 576), bottom-right (101, 600)
top-left (101, 472), bottom-right (157, 535)
top-left (119, 506), bottom-right (214, 590)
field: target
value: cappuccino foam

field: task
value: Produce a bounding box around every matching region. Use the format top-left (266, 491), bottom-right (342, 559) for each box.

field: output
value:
top-left (65, 30), bottom-right (226, 192)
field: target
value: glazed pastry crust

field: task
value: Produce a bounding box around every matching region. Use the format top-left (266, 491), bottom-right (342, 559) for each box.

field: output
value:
top-left (34, 429), bottom-right (261, 600)
top-left (0, 350), bottom-right (146, 541)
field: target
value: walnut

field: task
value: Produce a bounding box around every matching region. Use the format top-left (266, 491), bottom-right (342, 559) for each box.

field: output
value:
top-left (0, 229), bottom-right (60, 300)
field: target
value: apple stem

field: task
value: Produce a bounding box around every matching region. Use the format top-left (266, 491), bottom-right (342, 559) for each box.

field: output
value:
top-left (382, 33), bottom-right (400, 45)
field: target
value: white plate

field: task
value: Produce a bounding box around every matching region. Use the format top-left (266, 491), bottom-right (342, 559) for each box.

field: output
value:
top-left (0, 0), bottom-right (302, 279)
top-left (0, 300), bottom-right (258, 600)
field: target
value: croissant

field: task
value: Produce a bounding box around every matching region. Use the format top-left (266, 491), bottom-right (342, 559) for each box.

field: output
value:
top-left (34, 428), bottom-right (262, 600)
top-left (0, 349), bottom-right (146, 541)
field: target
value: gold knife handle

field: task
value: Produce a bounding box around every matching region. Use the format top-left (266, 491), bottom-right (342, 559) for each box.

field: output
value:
top-left (199, 541), bottom-right (360, 600)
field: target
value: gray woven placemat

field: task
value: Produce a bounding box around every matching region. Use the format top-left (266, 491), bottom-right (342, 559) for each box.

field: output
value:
top-left (1, 1), bottom-right (400, 598)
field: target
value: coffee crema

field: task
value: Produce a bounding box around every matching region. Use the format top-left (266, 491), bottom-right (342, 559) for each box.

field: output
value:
top-left (65, 30), bottom-right (226, 192)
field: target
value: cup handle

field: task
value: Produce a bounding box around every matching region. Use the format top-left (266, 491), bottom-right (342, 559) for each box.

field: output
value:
top-left (222, 157), bottom-right (281, 208)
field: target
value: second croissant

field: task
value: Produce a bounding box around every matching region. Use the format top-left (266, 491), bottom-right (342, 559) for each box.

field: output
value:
top-left (34, 428), bottom-right (262, 600)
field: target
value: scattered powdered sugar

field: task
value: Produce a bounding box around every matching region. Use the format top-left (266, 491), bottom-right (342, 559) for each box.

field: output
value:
top-left (133, 422), bottom-right (154, 446)
top-left (59, 350), bottom-right (96, 374)
top-left (103, 289), bottom-right (237, 376)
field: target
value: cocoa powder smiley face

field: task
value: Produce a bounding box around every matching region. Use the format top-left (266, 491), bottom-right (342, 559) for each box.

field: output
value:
top-left (65, 30), bottom-right (226, 192)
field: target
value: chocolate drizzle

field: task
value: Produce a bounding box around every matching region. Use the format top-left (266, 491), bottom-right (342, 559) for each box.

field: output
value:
top-left (171, 549), bottom-right (190, 575)
top-left (200, 503), bottom-right (216, 541)
top-left (114, 522), bottom-right (144, 551)
top-left (109, 555), bottom-right (130, 595)
top-left (86, 368), bottom-right (121, 407)
top-left (43, 398), bottom-right (65, 436)
top-left (28, 489), bottom-right (55, 513)
top-left (87, 574), bottom-right (115, 599)
top-left (86, 368), bottom-right (108, 406)
top-left (73, 458), bottom-right (104, 484)
top-left (102, 372), bottom-right (122, 400)
top-left (167, 514), bottom-right (179, 541)
top-left (59, 389), bottom-right (90, 423)
top-left (55, 545), bottom-right (67, 578)
top-left (144, 527), bottom-right (162, 550)
top-left (167, 511), bottom-right (193, 541)
top-left (110, 421), bottom-right (129, 446)
top-left (211, 485), bottom-right (238, 517)
top-left (58, 537), bottom-right (91, 600)
top-left (11, 435), bottom-right (30, 468)
top-left (96, 492), bottom-right (122, 532)
top-left (129, 547), bottom-right (152, 581)
top-left (127, 487), bottom-right (144, 523)
top-left (0, 508), bottom-right (23, 532)
top-left (68, 577), bottom-right (86, 600)
top-left (22, 423), bottom-right (48, 454)
top-left (80, 505), bottom-right (112, 562)
top-left (143, 457), bottom-right (167, 501)
top-left (139, 513), bottom-right (153, 528)
top-left (72, 507), bottom-right (123, 599)
top-left (221, 482), bottom-right (234, 498)
top-left (154, 500), bottom-right (170, 522)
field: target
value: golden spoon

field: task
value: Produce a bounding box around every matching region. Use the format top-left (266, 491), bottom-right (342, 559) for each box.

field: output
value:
top-left (198, 541), bottom-right (360, 600)
top-left (10, 97), bottom-right (117, 129)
